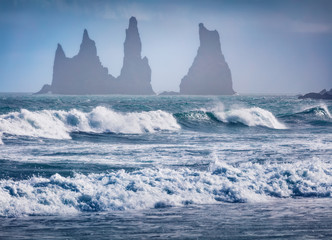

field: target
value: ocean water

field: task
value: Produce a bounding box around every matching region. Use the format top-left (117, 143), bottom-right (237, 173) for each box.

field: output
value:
top-left (0, 94), bottom-right (331, 239)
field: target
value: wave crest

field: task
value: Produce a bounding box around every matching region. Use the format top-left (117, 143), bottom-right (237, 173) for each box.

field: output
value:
top-left (0, 107), bottom-right (180, 141)
top-left (299, 105), bottom-right (331, 119)
top-left (175, 106), bottom-right (286, 129)
top-left (213, 107), bottom-right (287, 129)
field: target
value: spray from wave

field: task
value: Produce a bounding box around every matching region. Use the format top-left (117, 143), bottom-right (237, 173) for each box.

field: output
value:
top-left (0, 106), bottom-right (181, 142)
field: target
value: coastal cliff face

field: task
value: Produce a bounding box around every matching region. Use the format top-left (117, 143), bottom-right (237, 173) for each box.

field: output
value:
top-left (117, 17), bottom-right (154, 95)
top-left (180, 23), bottom-right (235, 95)
top-left (36, 17), bottom-right (154, 95)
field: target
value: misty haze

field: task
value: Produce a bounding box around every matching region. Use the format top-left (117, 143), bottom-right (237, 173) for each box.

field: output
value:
top-left (37, 17), bottom-right (235, 96)
top-left (0, 1), bottom-right (332, 239)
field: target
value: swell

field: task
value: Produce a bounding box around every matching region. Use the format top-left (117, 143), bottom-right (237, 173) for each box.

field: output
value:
top-left (1, 159), bottom-right (331, 217)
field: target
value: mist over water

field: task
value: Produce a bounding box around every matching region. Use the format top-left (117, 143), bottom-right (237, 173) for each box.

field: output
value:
top-left (0, 94), bottom-right (331, 238)
top-left (1, 0), bottom-right (332, 238)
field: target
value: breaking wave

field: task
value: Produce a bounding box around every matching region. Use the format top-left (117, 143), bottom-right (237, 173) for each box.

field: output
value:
top-left (279, 104), bottom-right (332, 126)
top-left (0, 104), bottom-right (288, 143)
top-left (1, 159), bottom-right (330, 217)
top-left (213, 107), bottom-right (287, 129)
top-left (174, 106), bottom-right (287, 129)
top-left (0, 107), bottom-right (180, 141)
top-left (296, 105), bottom-right (331, 119)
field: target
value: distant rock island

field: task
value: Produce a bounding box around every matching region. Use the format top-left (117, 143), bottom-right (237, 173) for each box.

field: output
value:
top-left (180, 23), bottom-right (235, 95)
top-left (36, 17), bottom-right (154, 95)
top-left (299, 89), bottom-right (332, 100)
top-left (37, 19), bottom-right (236, 96)
top-left (117, 17), bottom-right (154, 95)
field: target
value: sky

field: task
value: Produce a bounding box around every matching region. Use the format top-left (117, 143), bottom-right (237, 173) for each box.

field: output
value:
top-left (0, 0), bottom-right (331, 94)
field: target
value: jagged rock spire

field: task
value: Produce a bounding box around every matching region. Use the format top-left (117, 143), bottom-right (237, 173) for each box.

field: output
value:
top-left (45, 29), bottom-right (115, 94)
top-left (36, 17), bottom-right (154, 95)
top-left (83, 29), bottom-right (89, 39)
top-left (78, 29), bottom-right (97, 57)
top-left (117, 16), bottom-right (155, 95)
top-left (55, 43), bottom-right (66, 59)
top-left (198, 23), bottom-right (222, 57)
top-left (180, 23), bottom-right (235, 95)
top-left (123, 16), bottom-right (142, 60)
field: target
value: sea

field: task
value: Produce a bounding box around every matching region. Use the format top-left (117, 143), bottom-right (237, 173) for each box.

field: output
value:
top-left (0, 94), bottom-right (331, 239)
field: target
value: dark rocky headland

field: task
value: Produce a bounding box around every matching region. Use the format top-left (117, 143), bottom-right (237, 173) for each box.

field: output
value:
top-left (299, 89), bottom-right (332, 100)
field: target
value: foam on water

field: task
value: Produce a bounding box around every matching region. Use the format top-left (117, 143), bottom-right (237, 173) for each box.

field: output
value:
top-left (1, 159), bottom-right (330, 217)
top-left (0, 107), bottom-right (180, 141)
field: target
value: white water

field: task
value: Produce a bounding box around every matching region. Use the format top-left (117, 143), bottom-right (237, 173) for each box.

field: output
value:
top-left (1, 158), bottom-right (331, 217)
top-left (0, 107), bottom-right (181, 141)
top-left (213, 106), bottom-right (287, 129)
top-left (0, 104), bottom-right (289, 144)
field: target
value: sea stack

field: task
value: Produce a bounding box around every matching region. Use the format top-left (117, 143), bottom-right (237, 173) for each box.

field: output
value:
top-left (117, 17), bottom-right (155, 95)
top-left (36, 17), bottom-right (154, 95)
top-left (37, 29), bottom-right (115, 95)
top-left (180, 23), bottom-right (235, 95)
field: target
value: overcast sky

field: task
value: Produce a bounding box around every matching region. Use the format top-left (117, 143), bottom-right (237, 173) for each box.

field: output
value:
top-left (0, 0), bottom-right (331, 94)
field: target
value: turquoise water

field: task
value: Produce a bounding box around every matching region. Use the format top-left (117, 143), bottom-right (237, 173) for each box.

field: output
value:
top-left (0, 94), bottom-right (331, 239)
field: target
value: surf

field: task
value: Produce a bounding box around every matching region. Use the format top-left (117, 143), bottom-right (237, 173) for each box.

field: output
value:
top-left (174, 106), bottom-right (287, 130)
top-left (1, 158), bottom-right (330, 217)
top-left (0, 106), bottom-right (181, 142)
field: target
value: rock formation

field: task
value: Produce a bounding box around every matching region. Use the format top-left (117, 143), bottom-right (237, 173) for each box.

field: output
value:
top-left (116, 17), bottom-right (154, 95)
top-left (180, 23), bottom-right (235, 95)
top-left (37, 30), bottom-right (115, 95)
top-left (36, 17), bottom-right (154, 95)
top-left (299, 88), bottom-right (332, 100)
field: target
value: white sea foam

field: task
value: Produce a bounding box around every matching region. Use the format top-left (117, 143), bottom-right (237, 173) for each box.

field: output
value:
top-left (1, 159), bottom-right (331, 217)
top-left (213, 107), bottom-right (287, 129)
top-left (0, 107), bottom-right (180, 141)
